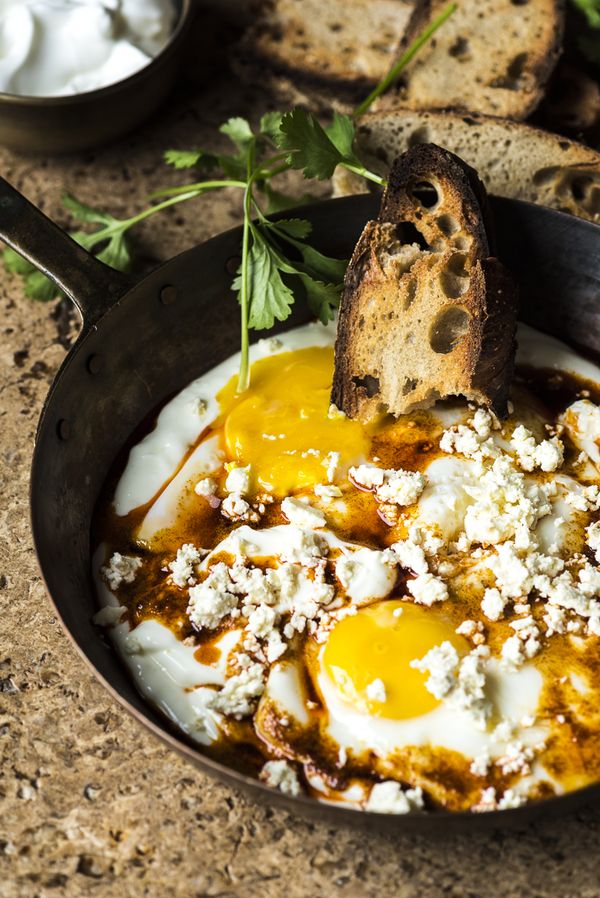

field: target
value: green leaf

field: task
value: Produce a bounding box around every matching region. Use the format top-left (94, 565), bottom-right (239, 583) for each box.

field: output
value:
top-left (236, 232), bottom-right (295, 329)
top-left (259, 111), bottom-right (284, 142)
top-left (258, 183), bottom-right (319, 214)
top-left (270, 218), bottom-right (313, 239)
top-left (25, 270), bottom-right (58, 302)
top-left (96, 233), bottom-right (132, 272)
top-left (296, 273), bottom-right (341, 324)
top-left (164, 148), bottom-right (220, 171)
top-left (571, 0), bottom-right (600, 27)
top-left (296, 243), bottom-right (347, 284)
top-left (265, 219), bottom-right (348, 283)
top-left (277, 108), bottom-right (345, 180)
top-left (3, 247), bottom-right (35, 275)
top-left (220, 117), bottom-right (254, 151)
top-left (62, 193), bottom-right (115, 225)
top-left (325, 112), bottom-right (357, 160)
top-left (3, 247), bottom-right (59, 300)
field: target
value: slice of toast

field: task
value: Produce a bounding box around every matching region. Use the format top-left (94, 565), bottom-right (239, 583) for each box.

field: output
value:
top-left (236, 0), bottom-right (564, 121)
top-left (377, 0), bottom-right (564, 121)
top-left (331, 144), bottom-right (517, 422)
top-left (332, 108), bottom-right (600, 223)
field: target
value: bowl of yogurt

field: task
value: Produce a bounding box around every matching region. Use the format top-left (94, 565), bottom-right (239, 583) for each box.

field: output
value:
top-left (0, 0), bottom-right (194, 153)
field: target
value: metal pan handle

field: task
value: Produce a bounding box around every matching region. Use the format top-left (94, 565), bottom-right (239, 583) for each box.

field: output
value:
top-left (0, 176), bottom-right (132, 330)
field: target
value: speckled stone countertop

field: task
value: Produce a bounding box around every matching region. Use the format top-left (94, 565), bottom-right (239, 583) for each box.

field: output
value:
top-left (2, 9), bottom-right (600, 898)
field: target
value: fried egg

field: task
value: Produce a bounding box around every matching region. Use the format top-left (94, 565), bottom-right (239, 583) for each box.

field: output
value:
top-left (94, 320), bottom-right (600, 814)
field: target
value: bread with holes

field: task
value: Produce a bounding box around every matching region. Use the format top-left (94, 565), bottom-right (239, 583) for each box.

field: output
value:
top-left (236, 0), bottom-right (564, 120)
top-left (377, 0), bottom-right (564, 121)
top-left (331, 143), bottom-right (517, 421)
top-left (332, 109), bottom-right (600, 223)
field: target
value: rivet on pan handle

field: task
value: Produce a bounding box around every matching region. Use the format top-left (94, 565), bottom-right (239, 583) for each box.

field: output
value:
top-left (0, 176), bottom-right (132, 332)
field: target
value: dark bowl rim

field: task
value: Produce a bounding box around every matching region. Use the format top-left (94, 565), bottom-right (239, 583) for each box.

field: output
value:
top-left (0, 0), bottom-right (194, 107)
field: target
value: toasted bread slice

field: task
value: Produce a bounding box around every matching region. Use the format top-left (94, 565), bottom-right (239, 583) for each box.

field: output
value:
top-left (237, 0), bottom-right (564, 120)
top-left (332, 109), bottom-right (600, 223)
top-left (377, 0), bottom-right (564, 120)
top-left (331, 144), bottom-right (517, 422)
top-left (237, 0), bottom-right (417, 96)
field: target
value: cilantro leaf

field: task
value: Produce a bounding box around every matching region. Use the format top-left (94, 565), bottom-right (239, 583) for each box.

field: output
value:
top-left (62, 193), bottom-right (116, 225)
top-left (245, 234), bottom-right (296, 329)
top-left (164, 148), bottom-right (220, 171)
top-left (220, 117), bottom-right (254, 152)
top-left (325, 112), bottom-right (357, 160)
top-left (270, 218), bottom-right (313, 239)
top-left (296, 273), bottom-right (341, 324)
top-left (3, 247), bottom-right (56, 300)
top-left (277, 108), bottom-right (346, 180)
top-left (3, 246), bottom-right (36, 275)
top-left (24, 270), bottom-right (58, 302)
top-left (259, 111), bottom-right (284, 142)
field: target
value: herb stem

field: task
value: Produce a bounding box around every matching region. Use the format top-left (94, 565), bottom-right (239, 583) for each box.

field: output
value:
top-left (237, 145), bottom-right (257, 393)
top-left (149, 179), bottom-right (246, 200)
top-left (339, 162), bottom-right (387, 187)
top-left (352, 1), bottom-right (457, 118)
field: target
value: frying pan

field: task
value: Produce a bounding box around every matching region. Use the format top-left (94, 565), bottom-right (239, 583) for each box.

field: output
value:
top-left (3, 175), bottom-right (600, 832)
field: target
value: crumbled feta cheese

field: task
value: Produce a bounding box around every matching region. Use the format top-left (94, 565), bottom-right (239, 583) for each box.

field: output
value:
top-left (411, 642), bottom-right (490, 728)
top-left (472, 786), bottom-right (498, 813)
top-left (410, 641), bottom-right (459, 700)
top-left (195, 476), bottom-right (217, 497)
top-left (101, 552), bottom-right (142, 590)
top-left (225, 465), bottom-right (251, 495)
top-left (278, 527), bottom-right (328, 567)
top-left (510, 424), bottom-right (564, 473)
top-left (497, 789), bottom-right (526, 810)
top-left (365, 678), bottom-right (387, 703)
top-left (221, 492), bottom-right (259, 523)
top-left (365, 781), bottom-right (424, 814)
top-left (323, 451), bottom-right (340, 483)
top-left (407, 572), bottom-right (449, 606)
top-left (501, 634), bottom-right (528, 668)
top-left (169, 543), bottom-right (205, 588)
top-left (586, 521), bottom-right (600, 563)
top-left (210, 656), bottom-right (266, 718)
top-left (439, 415), bottom-right (498, 461)
top-left (463, 457), bottom-right (554, 547)
top-left (564, 484), bottom-right (600, 512)
top-left (495, 740), bottom-right (539, 776)
top-left (350, 464), bottom-right (426, 506)
top-left (187, 563), bottom-right (239, 630)
top-left (260, 760), bottom-right (301, 796)
top-left (481, 587), bottom-right (507, 622)
top-left (473, 787), bottom-right (526, 812)
top-left (470, 749), bottom-right (490, 777)
top-left (281, 496), bottom-right (326, 528)
top-left (456, 619), bottom-right (485, 645)
top-left (391, 539), bottom-right (428, 575)
top-left (328, 404), bottom-right (346, 420)
top-left (314, 483), bottom-right (343, 499)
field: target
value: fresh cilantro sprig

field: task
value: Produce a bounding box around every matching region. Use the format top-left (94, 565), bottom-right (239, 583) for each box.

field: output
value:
top-left (3, 2), bottom-right (456, 389)
top-left (2, 187), bottom-right (217, 301)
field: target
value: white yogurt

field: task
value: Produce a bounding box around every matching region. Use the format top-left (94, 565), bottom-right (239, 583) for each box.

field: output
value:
top-left (0, 0), bottom-right (176, 97)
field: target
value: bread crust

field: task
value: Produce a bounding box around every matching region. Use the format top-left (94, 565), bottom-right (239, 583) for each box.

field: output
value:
top-left (332, 108), bottom-right (600, 223)
top-left (331, 144), bottom-right (517, 421)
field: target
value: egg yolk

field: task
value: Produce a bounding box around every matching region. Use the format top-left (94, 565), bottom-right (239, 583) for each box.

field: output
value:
top-left (322, 600), bottom-right (469, 720)
top-left (218, 347), bottom-right (372, 496)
